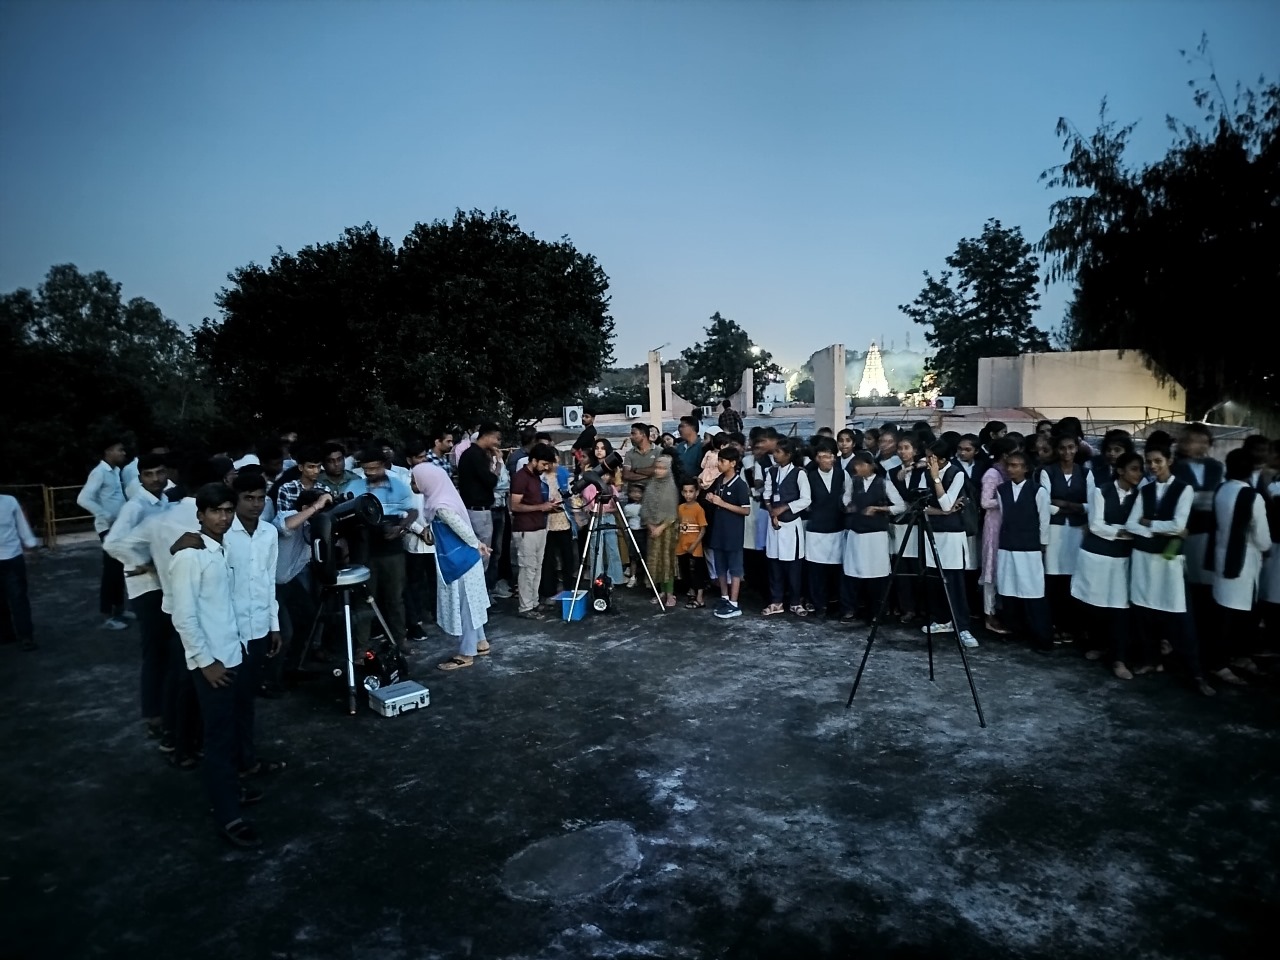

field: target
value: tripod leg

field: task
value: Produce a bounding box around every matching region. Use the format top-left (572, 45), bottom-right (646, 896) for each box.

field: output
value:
top-left (365, 592), bottom-right (399, 653)
top-left (615, 502), bottom-right (665, 611)
top-left (342, 588), bottom-right (357, 716)
top-left (569, 510), bottom-right (598, 619)
top-left (848, 513), bottom-right (918, 707)
top-left (921, 520), bottom-right (986, 728)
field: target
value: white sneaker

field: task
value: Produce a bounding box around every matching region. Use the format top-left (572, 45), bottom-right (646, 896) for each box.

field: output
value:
top-left (102, 617), bottom-right (129, 631)
top-left (121, 610), bottom-right (138, 621)
top-left (959, 631), bottom-right (979, 648)
top-left (626, 577), bottom-right (637, 588)
top-left (491, 580), bottom-right (513, 599)
top-left (921, 622), bottom-right (955, 634)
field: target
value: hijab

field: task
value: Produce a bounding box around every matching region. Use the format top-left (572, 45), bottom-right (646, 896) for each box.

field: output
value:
top-left (641, 455), bottom-right (679, 525)
top-left (411, 462), bottom-right (469, 526)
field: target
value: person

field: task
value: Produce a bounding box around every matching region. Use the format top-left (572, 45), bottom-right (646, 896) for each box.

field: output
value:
top-left (316, 442), bottom-right (357, 497)
top-left (1172, 422), bottom-right (1224, 648)
top-left (974, 421), bottom-right (1008, 478)
top-left (875, 428), bottom-right (902, 477)
top-left (676, 481), bottom-right (708, 608)
top-left (1071, 452), bottom-right (1143, 675)
top-left (581, 472), bottom-right (625, 588)
top-left (674, 417), bottom-right (704, 486)
top-left (953, 433), bottom-right (984, 617)
top-left (571, 409), bottom-right (598, 462)
top-left (509, 443), bottom-right (558, 620)
top-left (1041, 432), bottom-right (1089, 641)
top-left (840, 452), bottom-right (906, 623)
top-left (1261, 439), bottom-right (1280, 649)
top-left (705, 446), bottom-right (750, 619)
top-left (168, 483), bottom-right (263, 848)
top-left (836, 429), bottom-right (859, 475)
top-left (622, 422), bottom-right (658, 488)
top-left (425, 428), bottom-right (454, 478)
top-left (762, 437), bottom-right (811, 617)
top-left (410, 463), bottom-right (492, 671)
top-left (124, 444), bottom-right (176, 501)
top-left (1205, 448), bottom-right (1270, 685)
top-left (1124, 440), bottom-right (1214, 695)
top-left (995, 451), bottom-right (1054, 653)
top-left (718, 398), bottom-right (744, 436)
top-left (78, 437), bottom-right (130, 630)
top-left (889, 432), bottom-right (927, 623)
top-left (978, 437), bottom-right (1015, 635)
top-left (803, 439), bottom-right (845, 619)
top-left (457, 423), bottom-right (504, 592)
top-left (346, 449), bottom-right (418, 647)
top-left (643, 456), bottom-right (680, 608)
top-left (919, 439), bottom-right (978, 647)
top-left (540, 461), bottom-right (578, 602)
top-left (273, 445), bottom-right (322, 514)
top-left (0, 492), bottom-right (39, 651)
top-left (1088, 430), bottom-right (1135, 486)
top-left (103, 453), bottom-right (172, 733)
top-left (623, 483), bottom-right (646, 587)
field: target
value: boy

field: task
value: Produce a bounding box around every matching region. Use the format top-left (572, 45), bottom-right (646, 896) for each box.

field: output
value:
top-left (705, 447), bottom-right (750, 619)
top-left (995, 451), bottom-right (1054, 653)
top-left (676, 481), bottom-right (708, 608)
top-left (0, 493), bottom-right (39, 650)
top-left (78, 437), bottom-right (130, 630)
top-left (168, 483), bottom-right (263, 847)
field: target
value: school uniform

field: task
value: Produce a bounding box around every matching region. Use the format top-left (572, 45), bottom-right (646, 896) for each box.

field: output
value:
top-left (921, 466), bottom-right (973, 630)
top-left (995, 478), bottom-right (1053, 650)
top-left (889, 461), bottom-right (928, 616)
top-left (1041, 463), bottom-right (1089, 636)
top-left (1262, 480), bottom-right (1280, 608)
top-left (1071, 480), bottom-right (1139, 661)
top-left (841, 474), bottom-right (906, 619)
top-left (1124, 477), bottom-right (1202, 677)
top-left (804, 464), bottom-right (846, 616)
top-left (1205, 479), bottom-right (1270, 671)
top-left (1172, 457), bottom-right (1224, 587)
top-left (764, 463), bottom-right (811, 608)
top-left (954, 459), bottom-right (982, 573)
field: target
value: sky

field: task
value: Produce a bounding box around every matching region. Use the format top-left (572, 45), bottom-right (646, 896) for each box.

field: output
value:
top-left (1, 1), bottom-right (1276, 371)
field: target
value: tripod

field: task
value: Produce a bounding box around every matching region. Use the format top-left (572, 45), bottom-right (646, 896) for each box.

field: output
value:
top-left (845, 500), bottom-right (986, 727)
top-left (299, 564), bottom-right (401, 716)
top-left (570, 495), bottom-right (665, 615)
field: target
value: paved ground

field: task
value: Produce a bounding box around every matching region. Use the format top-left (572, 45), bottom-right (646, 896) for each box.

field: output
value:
top-left (2, 543), bottom-right (1277, 960)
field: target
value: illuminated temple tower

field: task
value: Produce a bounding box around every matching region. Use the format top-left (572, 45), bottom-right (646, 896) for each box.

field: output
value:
top-left (856, 340), bottom-right (890, 398)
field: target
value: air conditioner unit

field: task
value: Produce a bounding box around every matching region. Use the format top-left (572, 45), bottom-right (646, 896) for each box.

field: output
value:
top-left (756, 401), bottom-right (774, 416)
top-left (562, 405), bottom-right (584, 428)
top-left (701, 405), bottom-right (716, 420)
top-left (936, 396), bottom-right (956, 411)
top-left (625, 404), bottom-right (643, 420)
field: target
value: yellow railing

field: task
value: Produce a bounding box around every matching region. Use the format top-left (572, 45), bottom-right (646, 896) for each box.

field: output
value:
top-left (0, 483), bottom-right (96, 550)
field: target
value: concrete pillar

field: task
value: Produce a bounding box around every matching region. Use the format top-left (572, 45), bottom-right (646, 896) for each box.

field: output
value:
top-left (730, 367), bottom-right (754, 415)
top-left (647, 350), bottom-right (664, 426)
top-left (812, 344), bottom-right (846, 431)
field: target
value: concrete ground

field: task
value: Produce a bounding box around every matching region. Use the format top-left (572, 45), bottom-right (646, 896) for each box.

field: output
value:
top-left (2, 543), bottom-right (1277, 960)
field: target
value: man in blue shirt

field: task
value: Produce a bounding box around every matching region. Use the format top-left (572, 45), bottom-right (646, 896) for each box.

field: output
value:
top-left (674, 417), bottom-right (705, 486)
top-left (347, 449), bottom-right (418, 647)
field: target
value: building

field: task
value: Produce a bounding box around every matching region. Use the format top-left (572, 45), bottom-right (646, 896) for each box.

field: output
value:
top-left (855, 341), bottom-right (890, 398)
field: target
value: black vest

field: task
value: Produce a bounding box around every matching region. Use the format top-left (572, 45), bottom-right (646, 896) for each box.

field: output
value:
top-left (847, 475), bottom-right (891, 534)
top-left (955, 460), bottom-right (982, 537)
top-left (930, 465), bottom-right (966, 534)
top-left (1172, 458), bottom-right (1223, 536)
top-left (1081, 482), bottom-right (1138, 559)
top-left (997, 482), bottom-right (1041, 552)
top-left (1089, 454), bottom-right (1113, 487)
top-left (805, 466), bottom-right (845, 534)
top-left (1132, 479), bottom-right (1189, 554)
top-left (1045, 465), bottom-right (1088, 527)
top-left (769, 465), bottom-right (806, 523)
top-left (890, 464), bottom-right (926, 524)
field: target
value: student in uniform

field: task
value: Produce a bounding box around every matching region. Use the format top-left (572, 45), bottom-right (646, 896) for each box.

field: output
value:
top-left (978, 437), bottom-right (1016, 635)
top-left (762, 438), bottom-right (811, 616)
top-left (79, 437), bottom-right (131, 631)
top-left (836, 429), bottom-right (860, 476)
top-left (874, 428), bottom-right (902, 477)
top-left (974, 421), bottom-right (1008, 478)
top-left (1088, 430), bottom-right (1135, 486)
top-left (1072, 452), bottom-right (1143, 675)
top-left (1041, 432), bottom-right (1089, 640)
top-left (918, 439), bottom-right (978, 647)
top-left (1172, 422), bottom-right (1224, 649)
top-left (953, 434), bottom-right (983, 623)
top-left (803, 439), bottom-right (846, 619)
top-left (889, 432), bottom-right (928, 623)
top-left (0, 492), bottom-right (39, 651)
top-left (1124, 440), bottom-right (1215, 695)
top-left (995, 450), bottom-right (1054, 653)
top-left (1205, 448), bottom-right (1270, 685)
top-left (840, 452), bottom-right (906, 622)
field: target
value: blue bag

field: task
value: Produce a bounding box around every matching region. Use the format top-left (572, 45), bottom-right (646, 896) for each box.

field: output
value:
top-left (432, 519), bottom-right (481, 583)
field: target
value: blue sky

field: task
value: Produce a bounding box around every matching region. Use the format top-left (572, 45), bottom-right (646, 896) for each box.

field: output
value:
top-left (1, 1), bottom-right (1276, 370)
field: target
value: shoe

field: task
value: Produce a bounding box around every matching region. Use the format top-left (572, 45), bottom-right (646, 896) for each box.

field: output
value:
top-left (238, 785), bottom-right (264, 805)
top-left (921, 622), bottom-right (955, 634)
top-left (1212, 667), bottom-right (1247, 687)
top-left (101, 617), bottom-right (129, 631)
top-left (626, 577), bottom-right (637, 589)
top-left (715, 601), bottom-right (742, 620)
top-left (491, 581), bottom-right (513, 599)
top-left (959, 631), bottom-right (979, 648)
top-left (157, 733), bottom-right (176, 754)
top-left (121, 610), bottom-right (138, 622)
top-left (518, 609), bottom-right (549, 622)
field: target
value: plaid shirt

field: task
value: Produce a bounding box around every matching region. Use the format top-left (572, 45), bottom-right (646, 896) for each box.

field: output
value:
top-left (425, 451), bottom-right (453, 478)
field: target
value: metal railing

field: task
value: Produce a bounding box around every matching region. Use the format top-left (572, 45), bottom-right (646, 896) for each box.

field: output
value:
top-left (0, 483), bottom-right (96, 549)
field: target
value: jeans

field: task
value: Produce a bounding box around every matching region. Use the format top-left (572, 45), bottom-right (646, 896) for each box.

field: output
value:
top-left (191, 650), bottom-right (255, 826)
top-left (589, 527), bottom-right (624, 585)
top-left (513, 530), bottom-right (548, 612)
top-left (467, 508), bottom-right (498, 590)
top-left (0, 555), bottom-right (33, 643)
top-left (134, 590), bottom-right (169, 719)
top-left (98, 531), bottom-right (125, 617)
top-left (541, 529), bottom-right (578, 598)
top-left (274, 567), bottom-right (316, 675)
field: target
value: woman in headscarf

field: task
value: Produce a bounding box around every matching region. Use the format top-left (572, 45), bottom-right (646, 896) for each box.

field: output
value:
top-left (411, 462), bottom-right (492, 671)
top-left (643, 455), bottom-right (680, 608)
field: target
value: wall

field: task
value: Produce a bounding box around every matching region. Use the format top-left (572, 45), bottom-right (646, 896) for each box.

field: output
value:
top-left (811, 343), bottom-right (846, 433)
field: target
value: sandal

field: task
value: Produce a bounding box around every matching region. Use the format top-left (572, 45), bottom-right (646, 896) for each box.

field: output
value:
top-left (220, 818), bottom-right (262, 849)
top-left (685, 600), bottom-right (705, 609)
top-left (762, 603), bottom-right (786, 616)
top-left (790, 605), bottom-right (809, 617)
top-left (476, 642), bottom-right (491, 656)
top-left (664, 596), bottom-right (677, 608)
top-left (437, 656), bottom-right (474, 671)
top-left (240, 760), bottom-right (287, 778)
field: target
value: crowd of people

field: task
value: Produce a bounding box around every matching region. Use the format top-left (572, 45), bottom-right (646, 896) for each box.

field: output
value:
top-left (0, 408), bottom-right (1276, 848)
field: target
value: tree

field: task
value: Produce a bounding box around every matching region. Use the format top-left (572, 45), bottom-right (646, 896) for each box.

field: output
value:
top-left (899, 220), bottom-right (1048, 403)
top-left (676, 312), bottom-right (781, 404)
top-left (1040, 39), bottom-right (1279, 417)
top-left (196, 210), bottom-right (615, 441)
top-left (790, 379), bottom-right (815, 404)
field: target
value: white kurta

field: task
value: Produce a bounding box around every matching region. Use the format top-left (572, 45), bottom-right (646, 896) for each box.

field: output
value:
top-left (1070, 483), bottom-right (1134, 609)
top-left (922, 471), bottom-right (970, 570)
top-left (433, 507), bottom-right (490, 636)
top-left (1210, 480), bottom-right (1271, 611)
top-left (841, 476), bottom-right (906, 578)
top-left (892, 465), bottom-right (926, 559)
top-left (1125, 481), bottom-right (1193, 613)
top-left (763, 464), bottom-right (811, 561)
top-left (996, 482), bottom-right (1050, 599)
top-left (1181, 461), bottom-right (1216, 586)
top-left (1262, 481), bottom-right (1280, 604)
top-left (1040, 468), bottom-right (1088, 576)
top-left (804, 469), bottom-right (845, 565)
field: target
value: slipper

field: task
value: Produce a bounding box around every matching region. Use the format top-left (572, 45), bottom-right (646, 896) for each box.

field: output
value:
top-left (762, 604), bottom-right (785, 616)
top-left (437, 656), bottom-right (474, 671)
top-left (790, 605), bottom-right (809, 617)
top-left (664, 597), bottom-right (677, 608)
top-left (477, 643), bottom-right (491, 656)
top-left (240, 760), bottom-right (287, 778)
top-left (685, 600), bottom-right (705, 609)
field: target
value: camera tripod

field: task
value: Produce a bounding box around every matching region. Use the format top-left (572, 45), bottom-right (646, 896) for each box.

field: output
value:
top-left (299, 564), bottom-right (402, 716)
top-left (570, 495), bottom-right (665, 615)
top-left (845, 499), bottom-right (986, 727)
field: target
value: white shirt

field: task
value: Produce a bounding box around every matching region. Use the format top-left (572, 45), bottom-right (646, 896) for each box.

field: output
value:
top-left (224, 516), bottom-right (281, 642)
top-left (273, 510), bottom-right (313, 584)
top-left (1124, 478), bottom-right (1192, 540)
top-left (126, 477), bottom-right (176, 502)
top-left (0, 495), bottom-right (38, 560)
top-left (762, 463), bottom-right (812, 516)
top-left (117, 498), bottom-right (200, 614)
top-left (76, 460), bottom-right (126, 533)
top-left (168, 534), bottom-right (243, 671)
top-left (102, 488), bottom-right (170, 598)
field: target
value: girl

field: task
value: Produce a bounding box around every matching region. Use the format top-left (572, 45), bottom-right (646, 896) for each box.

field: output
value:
top-left (1071, 452), bottom-right (1143, 675)
top-left (978, 437), bottom-right (1016, 634)
top-left (995, 450), bottom-right (1053, 653)
top-left (580, 472), bottom-right (625, 589)
top-left (974, 420), bottom-right (1008, 478)
top-left (920, 439), bottom-right (978, 647)
top-left (1031, 435), bottom-right (1057, 483)
top-left (1089, 430), bottom-right (1134, 486)
top-left (1054, 417), bottom-right (1093, 460)
top-left (1041, 432), bottom-right (1089, 640)
top-left (1124, 441), bottom-right (1214, 695)
top-left (841, 451), bottom-right (906, 622)
top-left (804, 439), bottom-right (846, 618)
top-left (763, 437), bottom-right (811, 616)
top-left (642, 456), bottom-right (679, 608)
top-left (836, 429), bottom-right (860, 475)
top-left (875, 428), bottom-right (903, 476)
top-left (411, 463), bottom-right (492, 672)
top-left (889, 432), bottom-right (928, 623)
top-left (1261, 440), bottom-right (1280, 651)
top-left (953, 434), bottom-right (983, 622)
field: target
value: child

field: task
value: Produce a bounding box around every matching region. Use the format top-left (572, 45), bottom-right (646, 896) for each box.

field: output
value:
top-left (581, 476), bottom-right (624, 589)
top-left (1172, 422), bottom-right (1224, 646)
top-left (920, 439), bottom-right (978, 647)
top-left (1206, 448), bottom-right (1269, 684)
top-left (804, 439), bottom-right (846, 618)
top-left (978, 437), bottom-right (1016, 634)
top-left (705, 447), bottom-right (751, 619)
top-left (995, 451), bottom-right (1054, 653)
top-left (623, 483), bottom-right (645, 588)
top-left (841, 451), bottom-right (905, 622)
top-left (763, 437), bottom-right (811, 617)
top-left (1041, 432), bottom-right (1089, 640)
top-left (836, 429), bottom-right (859, 475)
top-left (642, 457), bottom-right (679, 608)
top-left (1071, 452), bottom-right (1143, 676)
top-left (1124, 440), bottom-right (1214, 695)
top-left (889, 432), bottom-right (928, 623)
top-left (676, 482), bottom-right (708, 608)
top-left (875, 428), bottom-right (902, 476)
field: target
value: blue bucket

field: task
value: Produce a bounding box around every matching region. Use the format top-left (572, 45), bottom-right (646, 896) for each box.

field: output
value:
top-left (556, 590), bottom-right (588, 621)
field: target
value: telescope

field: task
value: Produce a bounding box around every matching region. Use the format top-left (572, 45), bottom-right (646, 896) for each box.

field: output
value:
top-left (309, 492), bottom-right (383, 585)
top-left (571, 450), bottom-right (624, 497)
